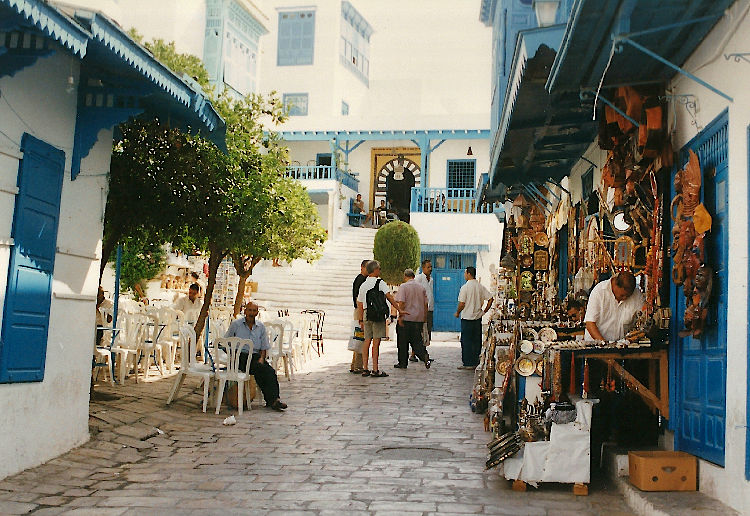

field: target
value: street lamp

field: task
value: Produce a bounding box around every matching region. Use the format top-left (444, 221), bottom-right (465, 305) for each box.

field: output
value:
top-left (532, 0), bottom-right (560, 27)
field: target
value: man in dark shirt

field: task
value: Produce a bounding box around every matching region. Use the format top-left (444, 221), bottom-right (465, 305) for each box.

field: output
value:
top-left (351, 259), bottom-right (369, 373)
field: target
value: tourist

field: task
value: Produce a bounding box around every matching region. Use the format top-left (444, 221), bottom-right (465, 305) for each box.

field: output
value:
top-left (350, 259), bottom-right (369, 373)
top-left (174, 283), bottom-right (201, 323)
top-left (455, 267), bottom-right (493, 369)
top-left (224, 302), bottom-right (287, 411)
top-left (412, 258), bottom-right (434, 361)
top-left (95, 286), bottom-right (113, 346)
top-left (394, 269), bottom-right (431, 369)
top-left (357, 260), bottom-right (399, 377)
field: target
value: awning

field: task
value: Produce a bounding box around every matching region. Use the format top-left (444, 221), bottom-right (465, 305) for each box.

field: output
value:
top-left (0, 0), bottom-right (88, 57)
top-left (421, 244), bottom-right (490, 254)
top-left (486, 24), bottom-right (598, 200)
top-left (547, 0), bottom-right (735, 94)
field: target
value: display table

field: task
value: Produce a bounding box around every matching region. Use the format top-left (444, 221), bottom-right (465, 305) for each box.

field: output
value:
top-left (503, 397), bottom-right (596, 488)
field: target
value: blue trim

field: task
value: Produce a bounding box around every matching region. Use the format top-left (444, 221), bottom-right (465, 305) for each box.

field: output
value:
top-left (0, 0), bottom-right (88, 57)
top-left (479, 0), bottom-right (497, 26)
top-left (747, 125), bottom-right (750, 481)
top-left (421, 244), bottom-right (490, 253)
top-left (280, 129), bottom-right (489, 141)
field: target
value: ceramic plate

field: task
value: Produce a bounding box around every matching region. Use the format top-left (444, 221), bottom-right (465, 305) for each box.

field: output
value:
top-left (538, 327), bottom-right (557, 342)
top-left (515, 357), bottom-right (535, 376)
top-left (523, 328), bottom-right (538, 341)
top-left (519, 340), bottom-right (534, 354)
top-left (533, 340), bottom-right (546, 354)
top-left (534, 232), bottom-right (549, 247)
top-left (536, 358), bottom-right (544, 376)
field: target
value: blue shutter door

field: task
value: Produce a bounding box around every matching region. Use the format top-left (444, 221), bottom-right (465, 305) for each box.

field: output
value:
top-left (424, 252), bottom-right (476, 332)
top-left (0, 134), bottom-right (65, 383)
top-left (670, 111), bottom-right (728, 465)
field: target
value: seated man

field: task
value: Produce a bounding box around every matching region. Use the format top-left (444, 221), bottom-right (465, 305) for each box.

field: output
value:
top-left (224, 302), bottom-right (287, 411)
top-left (173, 282), bottom-right (201, 323)
top-left (374, 199), bottom-right (388, 226)
top-left (353, 193), bottom-right (365, 214)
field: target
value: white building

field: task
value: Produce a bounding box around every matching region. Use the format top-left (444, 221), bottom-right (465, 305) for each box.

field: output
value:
top-left (0, 0), bottom-right (223, 480)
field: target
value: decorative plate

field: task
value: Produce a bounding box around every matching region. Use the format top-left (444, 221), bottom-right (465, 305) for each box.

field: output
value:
top-left (519, 340), bottom-right (534, 354)
top-left (538, 327), bottom-right (557, 342)
top-left (523, 327), bottom-right (538, 341)
top-left (497, 360), bottom-right (512, 376)
top-left (515, 356), bottom-right (536, 377)
top-left (536, 358), bottom-right (544, 376)
top-left (534, 232), bottom-right (549, 247)
top-left (521, 254), bottom-right (534, 268)
top-left (533, 340), bottom-right (546, 354)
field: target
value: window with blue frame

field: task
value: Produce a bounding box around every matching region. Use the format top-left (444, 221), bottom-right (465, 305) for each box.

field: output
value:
top-left (277, 10), bottom-right (315, 66)
top-left (447, 159), bottom-right (476, 197)
top-left (340, 1), bottom-right (372, 85)
top-left (283, 93), bottom-right (308, 116)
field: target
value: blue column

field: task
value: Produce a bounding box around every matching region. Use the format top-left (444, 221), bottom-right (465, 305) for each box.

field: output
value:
top-left (417, 134), bottom-right (429, 186)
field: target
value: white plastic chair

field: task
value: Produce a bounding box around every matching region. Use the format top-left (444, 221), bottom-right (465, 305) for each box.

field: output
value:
top-left (279, 318), bottom-right (302, 372)
top-left (156, 307), bottom-right (180, 373)
top-left (109, 311), bottom-right (144, 383)
top-left (266, 321), bottom-right (292, 381)
top-left (166, 325), bottom-right (215, 412)
top-left (213, 337), bottom-right (255, 415)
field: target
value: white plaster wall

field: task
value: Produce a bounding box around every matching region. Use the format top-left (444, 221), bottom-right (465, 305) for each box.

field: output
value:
top-left (410, 212), bottom-right (503, 288)
top-left (663, 2), bottom-right (750, 511)
top-left (67, 0), bottom-right (207, 58)
top-left (0, 53), bottom-right (110, 480)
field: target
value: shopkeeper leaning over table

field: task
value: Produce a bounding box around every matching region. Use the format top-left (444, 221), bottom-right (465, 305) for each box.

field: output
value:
top-left (584, 271), bottom-right (644, 341)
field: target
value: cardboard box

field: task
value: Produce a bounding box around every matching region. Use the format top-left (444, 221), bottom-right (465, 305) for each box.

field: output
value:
top-left (628, 451), bottom-right (696, 491)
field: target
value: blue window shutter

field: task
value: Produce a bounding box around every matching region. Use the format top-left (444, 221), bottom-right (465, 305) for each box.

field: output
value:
top-left (0, 134), bottom-right (65, 383)
top-left (277, 11), bottom-right (315, 66)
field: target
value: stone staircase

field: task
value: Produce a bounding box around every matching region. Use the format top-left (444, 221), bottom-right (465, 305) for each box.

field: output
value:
top-left (250, 226), bottom-right (377, 340)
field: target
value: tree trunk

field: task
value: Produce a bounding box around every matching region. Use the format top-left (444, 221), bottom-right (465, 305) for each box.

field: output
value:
top-left (99, 232), bottom-right (119, 282)
top-left (194, 244), bottom-right (225, 339)
top-left (231, 255), bottom-right (262, 317)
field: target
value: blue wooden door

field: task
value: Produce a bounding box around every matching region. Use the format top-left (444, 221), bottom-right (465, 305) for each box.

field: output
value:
top-left (0, 134), bottom-right (65, 383)
top-left (423, 252), bottom-right (476, 332)
top-left (670, 111), bottom-right (727, 465)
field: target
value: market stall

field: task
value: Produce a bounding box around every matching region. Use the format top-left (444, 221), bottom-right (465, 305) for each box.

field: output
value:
top-left (473, 85), bottom-right (717, 494)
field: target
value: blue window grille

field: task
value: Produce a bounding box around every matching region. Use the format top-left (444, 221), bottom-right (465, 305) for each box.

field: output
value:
top-left (339, 2), bottom-right (371, 85)
top-left (342, 101), bottom-right (349, 116)
top-left (283, 93), bottom-right (308, 116)
top-left (277, 11), bottom-right (315, 66)
top-left (447, 159), bottom-right (476, 196)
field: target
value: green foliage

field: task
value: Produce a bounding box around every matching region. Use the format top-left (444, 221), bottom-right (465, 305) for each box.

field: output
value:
top-left (373, 221), bottom-right (421, 286)
top-left (111, 237), bottom-right (166, 298)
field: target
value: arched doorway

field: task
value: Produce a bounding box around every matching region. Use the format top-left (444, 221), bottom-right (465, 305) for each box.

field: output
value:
top-left (375, 155), bottom-right (421, 223)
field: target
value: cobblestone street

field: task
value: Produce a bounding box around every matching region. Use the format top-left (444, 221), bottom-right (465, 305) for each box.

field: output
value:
top-left (0, 338), bottom-right (634, 515)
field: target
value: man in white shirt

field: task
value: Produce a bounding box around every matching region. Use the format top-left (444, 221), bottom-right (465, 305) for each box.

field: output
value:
top-left (412, 259), bottom-right (434, 362)
top-left (584, 271), bottom-right (644, 341)
top-left (455, 267), bottom-right (493, 369)
top-left (173, 283), bottom-right (201, 323)
top-left (357, 260), bottom-right (399, 377)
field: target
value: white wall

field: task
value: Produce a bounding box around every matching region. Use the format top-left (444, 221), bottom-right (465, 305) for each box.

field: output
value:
top-left (0, 53), bottom-right (110, 479)
top-left (410, 212), bottom-right (503, 289)
top-left (665, 1), bottom-right (750, 511)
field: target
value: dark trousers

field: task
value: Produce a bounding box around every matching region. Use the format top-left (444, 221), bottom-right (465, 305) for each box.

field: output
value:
top-left (460, 318), bottom-right (482, 367)
top-left (239, 352), bottom-right (280, 404)
top-left (397, 321), bottom-right (429, 366)
top-left (426, 311), bottom-right (433, 338)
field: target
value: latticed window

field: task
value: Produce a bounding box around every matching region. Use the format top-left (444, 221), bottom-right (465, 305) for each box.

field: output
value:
top-left (283, 93), bottom-right (308, 116)
top-left (277, 11), bottom-right (315, 66)
top-left (447, 160), bottom-right (476, 192)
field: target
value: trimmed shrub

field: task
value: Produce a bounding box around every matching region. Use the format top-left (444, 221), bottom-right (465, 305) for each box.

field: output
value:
top-left (373, 221), bottom-right (420, 286)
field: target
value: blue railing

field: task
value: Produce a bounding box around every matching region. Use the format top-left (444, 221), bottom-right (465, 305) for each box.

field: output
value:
top-left (285, 165), bottom-right (359, 191)
top-left (410, 187), bottom-right (503, 214)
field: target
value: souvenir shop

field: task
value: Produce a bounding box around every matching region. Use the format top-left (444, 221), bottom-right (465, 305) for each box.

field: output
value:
top-left (473, 85), bottom-right (719, 493)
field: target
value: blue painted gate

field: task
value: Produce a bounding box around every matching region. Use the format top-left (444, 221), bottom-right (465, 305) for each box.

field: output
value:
top-left (0, 134), bottom-right (65, 383)
top-left (422, 252), bottom-right (476, 332)
top-left (670, 111), bottom-right (727, 466)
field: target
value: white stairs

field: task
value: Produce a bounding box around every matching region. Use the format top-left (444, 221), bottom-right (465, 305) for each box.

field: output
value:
top-left (250, 226), bottom-right (377, 340)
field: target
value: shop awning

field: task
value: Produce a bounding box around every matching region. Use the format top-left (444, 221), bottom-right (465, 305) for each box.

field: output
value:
top-left (486, 24), bottom-right (598, 200)
top-left (546, 0), bottom-right (735, 94)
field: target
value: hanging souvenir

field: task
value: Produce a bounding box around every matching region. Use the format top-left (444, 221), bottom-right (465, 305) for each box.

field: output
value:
top-left (521, 254), bottom-right (534, 268)
top-left (534, 249), bottom-right (549, 271)
top-left (613, 236), bottom-right (636, 268)
top-left (586, 218), bottom-right (600, 267)
top-left (534, 231), bottom-right (549, 247)
top-left (518, 232), bottom-right (534, 256)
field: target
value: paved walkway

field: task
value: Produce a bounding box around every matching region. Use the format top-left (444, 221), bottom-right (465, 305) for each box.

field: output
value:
top-left (0, 337), bottom-right (635, 515)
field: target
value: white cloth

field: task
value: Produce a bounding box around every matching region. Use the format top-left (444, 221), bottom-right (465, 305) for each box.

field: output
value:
top-left (458, 279), bottom-right (491, 320)
top-left (415, 273), bottom-right (434, 310)
top-left (357, 276), bottom-right (390, 305)
top-left (583, 279), bottom-right (644, 341)
top-left (174, 295), bottom-right (201, 321)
